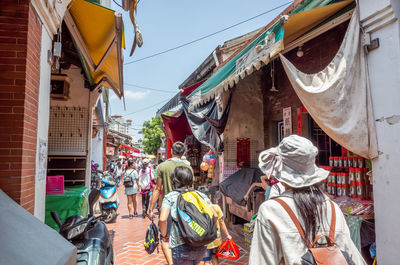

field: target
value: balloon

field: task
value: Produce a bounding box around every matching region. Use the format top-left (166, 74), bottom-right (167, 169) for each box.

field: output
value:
top-left (209, 154), bottom-right (215, 159)
top-left (203, 154), bottom-right (210, 162)
top-left (210, 158), bottom-right (215, 164)
top-left (200, 162), bottom-right (209, 171)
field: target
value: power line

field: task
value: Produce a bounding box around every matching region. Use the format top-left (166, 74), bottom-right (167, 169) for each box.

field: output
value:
top-left (122, 98), bottom-right (170, 117)
top-left (124, 83), bottom-right (177, 93)
top-left (112, 0), bottom-right (122, 8)
top-left (124, 1), bottom-right (292, 65)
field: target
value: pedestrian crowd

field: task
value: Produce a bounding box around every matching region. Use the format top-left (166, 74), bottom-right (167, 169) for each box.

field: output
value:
top-left (108, 136), bottom-right (367, 265)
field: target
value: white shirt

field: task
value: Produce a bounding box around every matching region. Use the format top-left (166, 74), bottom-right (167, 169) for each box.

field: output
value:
top-left (249, 191), bottom-right (366, 265)
top-left (138, 167), bottom-right (154, 190)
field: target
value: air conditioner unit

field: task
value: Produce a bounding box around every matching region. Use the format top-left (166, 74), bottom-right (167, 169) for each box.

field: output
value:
top-left (50, 74), bottom-right (71, 100)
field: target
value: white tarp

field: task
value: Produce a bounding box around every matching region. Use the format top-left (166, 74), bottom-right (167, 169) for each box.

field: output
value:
top-left (0, 190), bottom-right (76, 265)
top-left (279, 9), bottom-right (378, 159)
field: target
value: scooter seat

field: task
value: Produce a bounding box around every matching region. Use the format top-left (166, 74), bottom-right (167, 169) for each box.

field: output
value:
top-left (86, 221), bottom-right (112, 250)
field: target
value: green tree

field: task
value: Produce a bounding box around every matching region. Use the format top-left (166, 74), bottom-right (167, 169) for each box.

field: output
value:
top-left (141, 115), bottom-right (164, 155)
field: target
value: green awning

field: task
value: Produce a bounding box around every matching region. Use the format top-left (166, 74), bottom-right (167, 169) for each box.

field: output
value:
top-left (189, 21), bottom-right (284, 107)
top-left (188, 0), bottom-right (353, 108)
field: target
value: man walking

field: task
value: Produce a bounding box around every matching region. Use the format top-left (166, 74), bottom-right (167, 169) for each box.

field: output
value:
top-left (147, 141), bottom-right (192, 265)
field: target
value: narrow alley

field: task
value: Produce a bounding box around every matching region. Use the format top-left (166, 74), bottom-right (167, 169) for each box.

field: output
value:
top-left (107, 187), bottom-right (250, 265)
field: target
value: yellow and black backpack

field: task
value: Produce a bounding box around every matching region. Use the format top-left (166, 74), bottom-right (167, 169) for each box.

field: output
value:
top-left (144, 221), bottom-right (159, 254)
top-left (175, 189), bottom-right (218, 247)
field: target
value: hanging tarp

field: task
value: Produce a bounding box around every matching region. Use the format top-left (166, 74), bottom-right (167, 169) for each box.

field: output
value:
top-left (181, 94), bottom-right (232, 153)
top-left (279, 9), bottom-right (378, 159)
top-left (161, 111), bottom-right (192, 143)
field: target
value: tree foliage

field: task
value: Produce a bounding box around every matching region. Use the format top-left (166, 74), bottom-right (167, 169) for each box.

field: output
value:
top-left (141, 115), bottom-right (164, 155)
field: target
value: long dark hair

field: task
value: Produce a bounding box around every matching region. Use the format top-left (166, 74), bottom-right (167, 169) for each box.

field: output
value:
top-left (171, 166), bottom-right (193, 189)
top-left (292, 184), bottom-right (326, 243)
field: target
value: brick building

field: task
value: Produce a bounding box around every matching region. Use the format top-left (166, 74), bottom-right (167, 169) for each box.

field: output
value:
top-left (0, 0), bottom-right (126, 222)
top-left (0, 0), bottom-right (70, 218)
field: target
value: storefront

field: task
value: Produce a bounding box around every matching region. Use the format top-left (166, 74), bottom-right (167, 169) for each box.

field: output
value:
top-left (183, 0), bottom-right (377, 263)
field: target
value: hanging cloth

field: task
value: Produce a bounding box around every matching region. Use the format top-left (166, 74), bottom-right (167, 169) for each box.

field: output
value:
top-left (279, 9), bottom-right (378, 159)
top-left (181, 93), bottom-right (232, 153)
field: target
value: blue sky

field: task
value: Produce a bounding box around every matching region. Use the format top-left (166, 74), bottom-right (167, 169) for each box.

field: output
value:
top-left (110, 0), bottom-right (291, 140)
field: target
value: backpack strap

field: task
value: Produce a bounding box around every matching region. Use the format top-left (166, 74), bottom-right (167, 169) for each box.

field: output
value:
top-left (272, 198), bottom-right (311, 248)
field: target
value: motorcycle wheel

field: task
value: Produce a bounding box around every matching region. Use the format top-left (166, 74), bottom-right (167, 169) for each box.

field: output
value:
top-left (103, 208), bottom-right (117, 223)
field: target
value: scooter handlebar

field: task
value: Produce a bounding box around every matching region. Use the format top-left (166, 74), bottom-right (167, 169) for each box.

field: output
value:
top-left (51, 211), bottom-right (63, 228)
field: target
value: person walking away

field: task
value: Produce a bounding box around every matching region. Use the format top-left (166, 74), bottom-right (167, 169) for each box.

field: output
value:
top-left (198, 187), bottom-right (231, 265)
top-left (123, 160), bottom-right (139, 218)
top-left (139, 158), bottom-right (155, 217)
top-left (249, 135), bottom-right (366, 265)
top-left (115, 161), bottom-right (124, 187)
top-left (159, 167), bottom-right (213, 265)
top-left (148, 141), bottom-right (193, 265)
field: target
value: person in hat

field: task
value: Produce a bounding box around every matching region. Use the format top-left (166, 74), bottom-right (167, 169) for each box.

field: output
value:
top-left (249, 135), bottom-right (366, 265)
top-left (139, 158), bottom-right (155, 217)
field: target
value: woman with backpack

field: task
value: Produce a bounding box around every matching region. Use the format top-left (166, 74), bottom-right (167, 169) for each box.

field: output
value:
top-left (159, 166), bottom-right (215, 265)
top-left (249, 135), bottom-right (366, 265)
top-left (139, 158), bottom-right (155, 218)
top-left (123, 160), bottom-right (139, 218)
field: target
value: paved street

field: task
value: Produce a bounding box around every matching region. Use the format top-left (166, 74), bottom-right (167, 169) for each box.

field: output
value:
top-left (107, 187), bottom-right (250, 265)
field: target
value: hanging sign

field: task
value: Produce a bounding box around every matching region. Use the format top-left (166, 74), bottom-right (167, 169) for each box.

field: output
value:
top-left (283, 107), bottom-right (292, 137)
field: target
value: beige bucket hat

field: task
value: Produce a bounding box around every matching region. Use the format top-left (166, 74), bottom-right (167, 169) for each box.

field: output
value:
top-left (258, 135), bottom-right (329, 188)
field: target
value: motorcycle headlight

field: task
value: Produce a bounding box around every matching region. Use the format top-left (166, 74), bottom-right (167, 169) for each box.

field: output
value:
top-left (67, 223), bottom-right (87, 240)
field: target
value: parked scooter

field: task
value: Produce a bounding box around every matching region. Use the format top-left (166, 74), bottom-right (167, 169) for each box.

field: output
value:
top-left (90, 171), bottom-right (119, 223)
top-left (51, 210), bottom-right (114, 265)
top-left (91, 161), bottom-right (101, 190)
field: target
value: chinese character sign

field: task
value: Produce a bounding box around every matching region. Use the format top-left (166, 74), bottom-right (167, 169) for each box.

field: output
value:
top-left (283, 107), bottom-right (292, 137)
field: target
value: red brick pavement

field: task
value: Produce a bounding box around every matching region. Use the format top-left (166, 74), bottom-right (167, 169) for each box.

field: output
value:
top-left (106, 187), bottom-right (250, 265)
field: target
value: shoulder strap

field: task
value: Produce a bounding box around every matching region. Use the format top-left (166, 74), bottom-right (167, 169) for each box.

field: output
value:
top-left (273, 198), bottom-right (337, 247)
top-left (272, 198), bottom-right (311, 248)
top-left (328, 199), bottom-right (336, 245)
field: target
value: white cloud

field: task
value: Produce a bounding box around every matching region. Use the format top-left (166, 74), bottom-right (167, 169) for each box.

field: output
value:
top-left (111, 90), bottom-right (151, 100)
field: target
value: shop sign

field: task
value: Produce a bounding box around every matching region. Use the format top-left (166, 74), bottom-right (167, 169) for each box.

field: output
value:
top-left (283, 107), bottom-right (292, 137)
top-left (235, 32), bottom-right (276, 75)
top-left (106, 146), bottom-right (115, 156)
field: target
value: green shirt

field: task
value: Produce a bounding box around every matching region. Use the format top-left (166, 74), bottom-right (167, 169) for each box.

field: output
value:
top-left (156, 158), bottom-right (193, 196)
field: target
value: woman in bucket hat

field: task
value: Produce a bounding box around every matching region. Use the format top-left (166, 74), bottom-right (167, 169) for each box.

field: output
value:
top-left (249, 135), bottom-right (366, 265)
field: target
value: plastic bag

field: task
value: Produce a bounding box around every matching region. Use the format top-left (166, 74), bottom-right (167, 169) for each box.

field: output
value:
top-left (216, 239), bottom-right (240, 260)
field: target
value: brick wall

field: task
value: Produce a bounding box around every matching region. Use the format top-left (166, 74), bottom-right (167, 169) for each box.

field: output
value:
top-left (0, 1), bottom-right (41, 213)
top-left (261, 21), bottom-right (349, 148)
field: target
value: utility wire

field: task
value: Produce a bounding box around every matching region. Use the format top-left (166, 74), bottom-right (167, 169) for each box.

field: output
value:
top-left (124, 1), bottom-right (292, 65)
top-left (122, 98), bottom-right (170, 117)
top-left (112, 0), bottom-right (122, 8)
top-left (124, 83), bottom-right (177, 93)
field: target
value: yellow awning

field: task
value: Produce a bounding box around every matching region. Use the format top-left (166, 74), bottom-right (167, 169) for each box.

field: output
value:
top-left (66, 0), bottom-right (125, 98)
top-left (284, 0), bottom-right (354, 45)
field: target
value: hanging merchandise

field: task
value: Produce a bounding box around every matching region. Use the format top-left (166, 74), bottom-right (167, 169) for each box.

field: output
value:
top-left (200, 162), bottom-right (209, 171)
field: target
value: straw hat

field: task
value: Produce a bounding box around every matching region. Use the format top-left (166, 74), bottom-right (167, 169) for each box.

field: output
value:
top-left (258, 135), bottom-right (329, 188)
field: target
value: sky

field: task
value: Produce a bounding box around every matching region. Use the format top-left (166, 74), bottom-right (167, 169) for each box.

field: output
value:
top-left (109, 0), bottom-right (292, 140)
